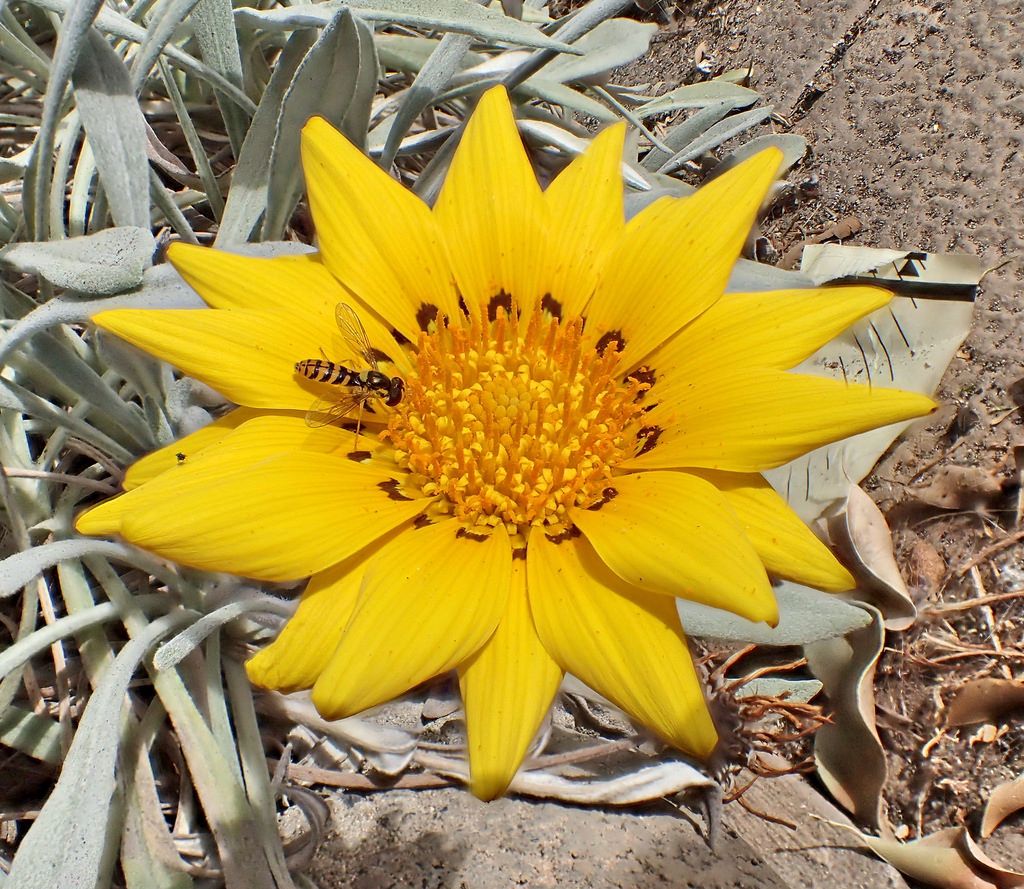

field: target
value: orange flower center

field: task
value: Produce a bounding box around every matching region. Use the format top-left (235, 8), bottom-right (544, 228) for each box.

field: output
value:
top-left (384, 302), bottom-right (651, 534)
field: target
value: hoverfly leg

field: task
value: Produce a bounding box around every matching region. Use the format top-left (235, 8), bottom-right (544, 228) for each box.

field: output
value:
top-left (351, 399), bottom-right (365, 452)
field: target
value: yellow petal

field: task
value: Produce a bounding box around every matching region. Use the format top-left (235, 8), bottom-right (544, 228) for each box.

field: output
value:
top-left (585, 148), bottom-right (783, 370)
top-left (119, 452), bottom-right (430, 581)
top-left (124, 407), bottom-right (266, 490)
top-left (75, 492), bottom-right (132, 536)
top-left (246, 559), bottom-right (363, 692)
top-left (543, 123), bottom-right (626, 320)
top-left (312, 521), bottom-right (512, 718)
top-left (95, 308), bottom-right (325, 411)
top-left (458, 558), bottom-right (562, 800)
top-left (79, 412), bottom-right (357, 538)
top-left (650, 286), bottom-right (892, 377)
top-left (433, 86), bottom-right (549, 316)
top-left (625, 369), bottom-right (937, 473)
top-left (569, 470), bottom-right (776, 624)
top-left (167, 243), bottom-right (342, 314)
top-left (166, 243), bottom-right (412, 376)
top-left (690, 469), bottom-right (855, 591)
top-left (95, 306), bottom-right (412, 411)
top-left (527, 532), bottom-right (717, 759)
top-left (301, 117), bottom-right (460, 341)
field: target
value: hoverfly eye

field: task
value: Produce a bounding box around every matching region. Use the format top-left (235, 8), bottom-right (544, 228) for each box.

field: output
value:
top-left (386, 378), bottom-right (405, 407)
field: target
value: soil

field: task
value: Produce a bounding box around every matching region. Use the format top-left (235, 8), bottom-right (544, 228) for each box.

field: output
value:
top-left (310, 1), bottom-right (1024, 885)
top-left (629, 0), bottom-right (1024, 854)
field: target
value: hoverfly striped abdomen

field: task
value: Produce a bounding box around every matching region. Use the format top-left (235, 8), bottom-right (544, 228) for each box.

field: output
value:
top-left (294, 358), bottom-right (360, 385)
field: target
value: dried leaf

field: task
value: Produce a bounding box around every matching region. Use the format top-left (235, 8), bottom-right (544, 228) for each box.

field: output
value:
top-left (981, 774), bottom-right (1024, 837)
top-left (828, 484), bottom-right (917, 629)
top-left (766, 246), bottom-right (983, 525)
top-left (959, 832), bottom-right (1024, 888)
top-left (805, 606), bottom-right (888, 830)
top-left (907, 536), bottom-right (947, 599)
top-left (946, 679), bottom-right (1024, 728)
top-left (911, 465), bottom-right (1004, 510)
top-left (863, 828), bottom-right (999, 889)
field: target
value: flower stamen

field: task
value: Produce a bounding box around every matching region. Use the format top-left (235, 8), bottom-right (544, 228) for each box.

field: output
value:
top-left (384, 300), bottom-right (651, 535)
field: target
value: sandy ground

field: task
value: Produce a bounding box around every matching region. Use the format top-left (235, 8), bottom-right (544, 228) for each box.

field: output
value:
top-left (309, 2), bottom-right (1023, 885)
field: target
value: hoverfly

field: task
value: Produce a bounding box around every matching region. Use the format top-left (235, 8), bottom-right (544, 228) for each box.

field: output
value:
top-left (295, 303), bottom-right (404, 436)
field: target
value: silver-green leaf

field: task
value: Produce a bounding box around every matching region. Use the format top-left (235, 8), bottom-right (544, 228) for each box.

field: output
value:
top-left (0, 227), bottom-right (154, 295)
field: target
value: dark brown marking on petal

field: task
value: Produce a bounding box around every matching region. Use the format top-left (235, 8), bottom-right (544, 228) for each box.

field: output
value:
top-left (175, 452), bottom-right (187, 463)
top-left (368, 347), bottom-right (393, 365)
top-left (540, 293), bottom-right (562, 320)
top-left (586, 487), bottom-right (619, 511)
top-left (378, 479), bottom-right (414, 501)
top-left (390, 327), bottom-right (411, 346)
top-left (416, 303), bottom-right (439, 332)
top-left (346, 450), bottom-right (372, 463)
top-left (545, 525), bottom-right (581, 545)
top-left (596, 330), bottom-right (626, 356)
top-left (625, 365), bottom-right (656, 397)
top-left (512, 546), bottom-right (527, 560)
top-left (486, 290), bottom-right (513, 322)
top-left (457, 292), bottom-right (470, 316)
top-left (635, 425), bottom-right (663, 456)
top-left (340, 408), bottom-right (377, 428)
top-left (413, 514), bottom-right (434, 529)
top-left (456, 527), bottom-right (491, 542)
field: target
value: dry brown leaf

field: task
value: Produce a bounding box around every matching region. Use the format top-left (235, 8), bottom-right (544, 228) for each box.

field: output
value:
top-left (946, 679), bottom-right (1024, 727)
top-left (960, 831), bottom-right (1024, 888)
top-left (912, 465), bottom-right (1004, 510)
top-left (805, 607), bottom-right (889, 831)
top-left (852, 825), bottom-right (1024, 889)
top-left (828, 484), bottom-right (916, 629)
top-left (907, 536), bottom-right (947, 599)
top-left (981, 774), bottom-right (1024, 837)
top-left (864, 828), bottom-right (998, 889)
top-left (777, 215), bottom-right (863, 269)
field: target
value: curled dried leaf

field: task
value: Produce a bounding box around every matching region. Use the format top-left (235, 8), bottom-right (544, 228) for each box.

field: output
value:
top-left (981, 774), bottom-right (1024, 838)
top-left (828, 484), bottom-right (916, 629)
top-left (945, 679), bottom-right (1024, 728)
top-left (863, 828), bottom-right (1000, 889)
top-left (911, 465), bottom-right (1004, 510)
top-left (805, 606), bottom-right (888, 830)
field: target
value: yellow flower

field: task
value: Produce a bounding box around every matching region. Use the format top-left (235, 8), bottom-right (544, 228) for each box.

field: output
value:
top-left (76, 86), bottom-right (934, 800)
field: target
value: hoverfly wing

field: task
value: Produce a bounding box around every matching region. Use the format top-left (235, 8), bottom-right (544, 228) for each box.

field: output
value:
top-left (335, 303), bottom-right (380, 372)
top-left (305, 390), bottom-right (366, 429)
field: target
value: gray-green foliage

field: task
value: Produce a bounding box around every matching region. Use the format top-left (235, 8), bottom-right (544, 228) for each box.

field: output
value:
top-left (0, 0), bottom-right (798, 885)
